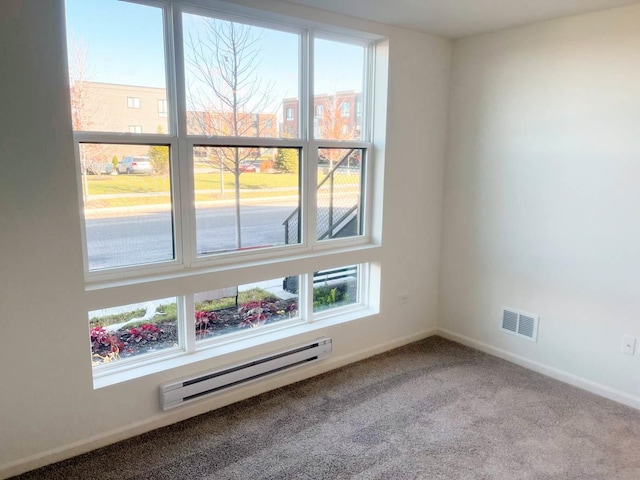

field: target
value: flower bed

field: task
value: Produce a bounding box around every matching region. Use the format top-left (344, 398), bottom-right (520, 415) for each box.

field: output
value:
top-left (91, 298), bottom-right (298, 365)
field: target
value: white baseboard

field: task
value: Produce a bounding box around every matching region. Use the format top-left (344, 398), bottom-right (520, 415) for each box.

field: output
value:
top-left (0, 328), bottom-right (437, 479)
top-left (437, 328), bottom-right (640, 411)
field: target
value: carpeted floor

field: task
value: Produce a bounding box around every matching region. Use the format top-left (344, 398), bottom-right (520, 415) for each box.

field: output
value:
top-left (13, 336), bottom-right (640, 479)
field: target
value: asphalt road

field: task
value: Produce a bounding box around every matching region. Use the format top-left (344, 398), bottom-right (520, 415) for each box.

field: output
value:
top-left (86, 203), bottom-right (297, 271)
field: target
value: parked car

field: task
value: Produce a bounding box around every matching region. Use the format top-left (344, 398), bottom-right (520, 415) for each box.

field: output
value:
top-left (116, 156), bottom-right (153, 174)
top-left (239, 161), bottom-right (257, 173)
top-left (84, 160), bottom-right (114, 175)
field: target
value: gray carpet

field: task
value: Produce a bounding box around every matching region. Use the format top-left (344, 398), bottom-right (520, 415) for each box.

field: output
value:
top-left (13, 337), bottom-right (640, 479)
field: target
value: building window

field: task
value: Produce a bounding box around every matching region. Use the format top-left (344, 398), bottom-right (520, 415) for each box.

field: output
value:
top-left (340, 101), bottom-right (350, 117)
top-left (158, 99), bottom-right (168, 117)
top-left (356, 101), bottom-right (362, 117)
top-left (65, 0), bottom-right (379, 379)
top-left (127, 97), bottom-right (141, 109)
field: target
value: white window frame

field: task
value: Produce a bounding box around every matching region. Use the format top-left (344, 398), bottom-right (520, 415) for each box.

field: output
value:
top-left (127, 96), bottom-right (141, 109)
top-left (69, 0), bottom-right (384, 383)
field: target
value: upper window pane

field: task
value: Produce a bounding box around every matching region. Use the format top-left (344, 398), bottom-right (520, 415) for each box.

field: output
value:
top-left (183, 14), bottom-right (300, 138)
top-left (314, 38), bottom-right (365, 141)
top-left (65, 0), bottom-right (168, 134)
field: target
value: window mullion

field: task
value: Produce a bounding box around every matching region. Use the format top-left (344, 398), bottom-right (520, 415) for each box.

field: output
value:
top-left (304, 31), bottom-right (317, 253)
top-left (171, 4), bottom-right (195, 269)
top-left (303, 272), bottom-right (313, 323)
top-left (182, 295), bottom-right (196, 353)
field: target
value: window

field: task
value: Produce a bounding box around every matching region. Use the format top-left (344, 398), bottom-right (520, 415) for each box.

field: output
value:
top-left (127, 97), bottom-right (141, 109)
top-left (356, 101), bottom-right (362, 117)
top-left (340, 102), bottom-right (350, 117)
top-left (65, 0), bottom-right (380, 379)
top-left (158, 99), bottom-right (167, 117)
top-left (315, 38), bottom-right (365, 141)
top-left (194, 278), bottom-right (299, 342)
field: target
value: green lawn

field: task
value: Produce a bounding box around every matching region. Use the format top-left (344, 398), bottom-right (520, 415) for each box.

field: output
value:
top-left (84, 171), bottom-right (359, 209)
top-left (87, 172), bottom-right (299, 196)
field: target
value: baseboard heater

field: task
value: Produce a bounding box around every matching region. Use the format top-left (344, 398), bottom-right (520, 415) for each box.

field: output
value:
top-left (160, 338), bottom-right (332, 411)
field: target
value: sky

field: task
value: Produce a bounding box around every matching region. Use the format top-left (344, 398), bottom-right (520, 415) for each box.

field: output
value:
top-left (64, 0), bottom-right (365, 107)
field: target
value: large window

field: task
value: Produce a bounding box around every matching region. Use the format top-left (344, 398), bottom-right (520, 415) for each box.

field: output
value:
top-left (65, 0), bottom-right (379, 378)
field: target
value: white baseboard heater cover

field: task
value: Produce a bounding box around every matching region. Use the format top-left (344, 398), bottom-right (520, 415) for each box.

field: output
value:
top-left (160, 338), bottom-right (332, 410)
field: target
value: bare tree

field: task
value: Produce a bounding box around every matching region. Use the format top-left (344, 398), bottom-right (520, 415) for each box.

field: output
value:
top-left (68, 35), bottom-right (106, 195)
top-left (185, 19), bottom-right (275, 249)
top-left (315, 93), bottom-right (359, 168)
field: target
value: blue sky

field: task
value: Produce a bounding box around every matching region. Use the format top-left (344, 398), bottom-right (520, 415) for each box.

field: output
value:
top-left (64, 0), bottom-right (364, 99)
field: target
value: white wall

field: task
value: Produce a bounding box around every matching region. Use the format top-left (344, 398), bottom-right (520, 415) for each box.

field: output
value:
top-left (440, 5), bottom-right (640, 407)
top-left (0, 1), bottom-right (451, 476)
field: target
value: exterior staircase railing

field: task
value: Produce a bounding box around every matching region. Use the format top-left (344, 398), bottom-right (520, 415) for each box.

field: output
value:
top-left (283, 148), bottom-right (361, 244)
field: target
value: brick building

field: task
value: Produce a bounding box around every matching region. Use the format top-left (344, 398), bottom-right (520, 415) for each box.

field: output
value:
top-left (282, 90), bottom-right (363, 139)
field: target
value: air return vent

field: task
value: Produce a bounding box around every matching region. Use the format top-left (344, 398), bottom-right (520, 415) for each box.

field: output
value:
top-left (501, 308), bottom-right (538, 342)
top-left (160, 338), bottom-right (332, 410)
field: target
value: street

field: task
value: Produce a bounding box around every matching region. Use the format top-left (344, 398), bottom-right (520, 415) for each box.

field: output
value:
top-left (86, 202), bottom-right (297, 270)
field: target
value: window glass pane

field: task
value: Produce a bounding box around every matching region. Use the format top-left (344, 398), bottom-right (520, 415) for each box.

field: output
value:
top-left (89, 297), bottom-right (178, 366)
top-left (79, 143), bottom-right (174, 271)
top-left (194, 146), bottom-right (300, 255)
top-left (317, 148), bottom-right (364, 241)
top-left (65, 0), bottom-right (168, 134)
top-left (314, 38), bottom-right (365, 140)
top-left (195, 278), bottom-right (299, 341)
top-left (313, 265), bottom-right (359, 313)
top-left (183, 14), bottom-right (299, 138)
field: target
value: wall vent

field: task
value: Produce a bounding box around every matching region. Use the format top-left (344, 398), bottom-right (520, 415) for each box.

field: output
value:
top-left (160, 338), bottom-right (332, 410)
top-left (501, 308), bottom-right (539, 342)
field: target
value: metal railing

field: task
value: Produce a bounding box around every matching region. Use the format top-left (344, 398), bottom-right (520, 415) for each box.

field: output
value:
top-left (283, 149), bottom-right (362, 244)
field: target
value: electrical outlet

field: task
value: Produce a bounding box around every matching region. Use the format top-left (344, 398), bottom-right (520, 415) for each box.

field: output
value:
top-left (621, 335), bottom-right (636, 355)
top-left (398, 293), bottom-right (409, 305)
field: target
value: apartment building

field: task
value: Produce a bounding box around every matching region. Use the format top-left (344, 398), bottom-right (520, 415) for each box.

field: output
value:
top-left (282, 91), bottom-right (363, 139)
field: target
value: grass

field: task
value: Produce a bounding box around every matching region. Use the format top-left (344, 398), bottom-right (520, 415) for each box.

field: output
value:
top-left (87, 172), bottom-right (299, 196)
top-left (196, 287), bottom-right (278, 312)
top-left (89, 308), bottom-right (147, 328)
top-left (85, 172), bottom-right (303, 209)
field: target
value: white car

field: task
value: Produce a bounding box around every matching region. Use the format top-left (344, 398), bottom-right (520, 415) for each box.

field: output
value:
top-left (116, 156), bottom-right (153, 174)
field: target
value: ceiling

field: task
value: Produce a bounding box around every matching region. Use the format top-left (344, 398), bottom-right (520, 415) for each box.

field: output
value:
top-left (284, 0), bottom-right (640, 38)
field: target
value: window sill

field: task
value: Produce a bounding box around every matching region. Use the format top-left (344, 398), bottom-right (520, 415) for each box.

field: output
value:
top-left (92, 304), bottom-right (379, 390)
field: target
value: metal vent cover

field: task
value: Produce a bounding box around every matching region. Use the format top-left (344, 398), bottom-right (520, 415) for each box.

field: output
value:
top-left (501, 308), bottom-right (538, 342)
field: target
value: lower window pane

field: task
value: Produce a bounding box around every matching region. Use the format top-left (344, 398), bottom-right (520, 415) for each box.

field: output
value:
top-left (195, 277), bottom-right (299, 341)
top-left (89, 297), bottom-right (178, 366)
top-left (194, 146), bottom-right (300, 255)
top-left (317, 148), bottom-right (364, 241)
top-left (79, 143), bottom-right (174, 271)
top-left (313, 265), bottom-right (359, 313)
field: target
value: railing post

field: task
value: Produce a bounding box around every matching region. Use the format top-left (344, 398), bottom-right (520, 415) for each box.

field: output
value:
top-left (284, 218), bottom-right (290, 244)
top-left (328, 169), bottom-right (334, 238)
